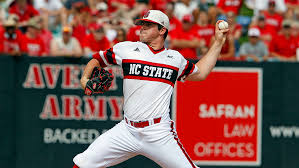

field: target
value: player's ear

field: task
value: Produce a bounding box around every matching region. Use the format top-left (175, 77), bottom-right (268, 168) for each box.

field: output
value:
top-left (159, 27), bottom-right (166, 35)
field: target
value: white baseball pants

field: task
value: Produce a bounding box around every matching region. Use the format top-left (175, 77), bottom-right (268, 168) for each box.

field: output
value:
top-left (73, 117), bottom-right (199, 168)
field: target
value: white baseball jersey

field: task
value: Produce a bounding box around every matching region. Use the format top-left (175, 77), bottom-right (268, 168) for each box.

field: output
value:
top-left (73, 41), bottom-right (200, 168)
top-left (93, 41), bottom-right (198, 120)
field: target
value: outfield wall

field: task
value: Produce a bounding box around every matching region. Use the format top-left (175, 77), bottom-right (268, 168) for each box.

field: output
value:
top-left (0, 56), bottom-right (298, 168)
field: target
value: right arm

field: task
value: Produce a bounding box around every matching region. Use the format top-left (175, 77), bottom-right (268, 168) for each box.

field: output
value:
top-left (80, 59), bottom-right (101, 89)
top-left (186, 20), bottom-right (229, 81)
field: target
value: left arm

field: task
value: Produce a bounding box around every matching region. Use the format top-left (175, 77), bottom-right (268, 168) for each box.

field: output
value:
top-left (186, 20), bottom-right (229, 81)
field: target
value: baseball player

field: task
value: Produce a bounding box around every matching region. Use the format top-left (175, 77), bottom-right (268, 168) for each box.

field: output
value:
top-left (73, 10), bottom-right (229, 168)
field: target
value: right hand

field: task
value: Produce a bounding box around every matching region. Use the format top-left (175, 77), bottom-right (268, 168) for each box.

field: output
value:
top-left (214, 20), bottom-right (230, 46)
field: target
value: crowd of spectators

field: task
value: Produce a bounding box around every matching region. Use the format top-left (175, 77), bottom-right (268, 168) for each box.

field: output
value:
top-left (0, 0), bottom-right (298, 62)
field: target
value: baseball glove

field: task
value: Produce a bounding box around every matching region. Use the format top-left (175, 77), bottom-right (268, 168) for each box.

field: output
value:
top-left (84, 67), bottom-right (114, 96)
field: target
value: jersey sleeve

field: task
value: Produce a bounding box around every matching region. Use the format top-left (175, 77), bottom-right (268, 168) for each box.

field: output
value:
top-left (92, 42), bottom-right (124, 68)
top-left (177, 56), bottom-right (198, 82)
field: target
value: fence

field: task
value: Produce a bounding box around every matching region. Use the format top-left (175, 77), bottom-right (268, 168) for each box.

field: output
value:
top-left (0, 56), bottom-right (298, 168)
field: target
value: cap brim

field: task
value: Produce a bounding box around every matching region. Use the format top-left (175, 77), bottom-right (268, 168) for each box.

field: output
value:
top-left (135, 19), bottom-right (160, 26)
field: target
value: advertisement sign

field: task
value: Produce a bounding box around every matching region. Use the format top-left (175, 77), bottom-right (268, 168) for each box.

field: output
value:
top-left (173, 68), bottom-right (262, 166)
top-left (14, 58), bottom-right (128, 168)
top-left (21, 63), bottom-right (124, 136)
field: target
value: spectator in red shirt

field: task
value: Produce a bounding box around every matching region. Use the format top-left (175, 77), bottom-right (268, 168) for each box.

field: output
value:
top-left (263, 1), bottom-right (283, 32)
top-left (9, 0), bottom-right (39, 26)
top-left (169, 14), bottom-right (204, 60)
top-left (0, 25), bottom-right (4, 36)
top-left (270, 20), bottom-right (297, 61)
top-left (194, 11), bottom-right (215, 48)
top-left (165, 2), bottom-right (182, 38)
top-left (292, 21), bottom-right (299, 40)
top-left (108, 0), bottom-right (135, 14)
top-left (86, 0), bottom-right (103, 17)
top-left (83, 24), bottom-right (111, 57)
top-left (217, 0), bottom-right (243, 15)
top-left (149, 0), bottom-right (167, 12)
top-left (291, 21), bottom-right (299, 57)
top-left (226, 12), bottom-right (242, 41)
top-left (37, 17), bottom-right (53, 55)
top-left (252, 15), bottom-right (276, 47)
top-left (126, 25), bottom-right (141, 42)
top-left (217, 34), bottom-right (235, 61)
top-left (210, 30), bottom-right (235, 61)
top-left (69, 1), bottom-right (89, 47)
top-left (0, 18), bottom-right (23, 56)
top-left (21, 19), bottom-right (46, 57)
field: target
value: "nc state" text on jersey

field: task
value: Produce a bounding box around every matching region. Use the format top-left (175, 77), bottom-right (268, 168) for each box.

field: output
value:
top-left (122, 59), bottom-right (178, 86)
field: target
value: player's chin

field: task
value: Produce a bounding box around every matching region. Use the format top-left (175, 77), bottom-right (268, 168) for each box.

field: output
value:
top-left (139, 36), bottom-right (148, 43)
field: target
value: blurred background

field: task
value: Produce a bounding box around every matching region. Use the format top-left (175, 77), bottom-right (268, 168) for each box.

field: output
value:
top-left (0, 0), bottom-right (298, 60)
top-left (0, 0), bottom-right (299, 168)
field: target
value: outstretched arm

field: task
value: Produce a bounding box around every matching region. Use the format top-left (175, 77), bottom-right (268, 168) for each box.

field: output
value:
top-left (186, 20), bottom-right (229, 81)
top-left (80, 59), bottom-right (100, 89)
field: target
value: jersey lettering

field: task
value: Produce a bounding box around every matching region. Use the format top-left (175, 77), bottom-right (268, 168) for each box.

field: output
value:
top-left (122, 59), bottom-right (178, 86)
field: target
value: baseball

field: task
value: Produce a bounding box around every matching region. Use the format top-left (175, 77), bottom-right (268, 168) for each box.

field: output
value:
top-left (218, 21), bottom-right (229, 30)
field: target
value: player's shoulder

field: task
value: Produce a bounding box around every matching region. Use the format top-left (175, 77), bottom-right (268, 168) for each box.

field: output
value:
top-left (165, 48), bottom-right (185, 60)
top-left (113, 41), bottom-right (141, 49)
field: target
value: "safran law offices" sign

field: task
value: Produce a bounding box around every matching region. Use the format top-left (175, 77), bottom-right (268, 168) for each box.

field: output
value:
top-left (173, 68), bottom-right (262, 166)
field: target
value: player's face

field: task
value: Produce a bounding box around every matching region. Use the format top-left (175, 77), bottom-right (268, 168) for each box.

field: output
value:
top-left (139, 22), bottom-right (160, 43)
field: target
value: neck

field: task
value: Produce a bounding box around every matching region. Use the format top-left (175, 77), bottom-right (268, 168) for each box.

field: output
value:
top-left (147, 40), bottom-right (164, 50)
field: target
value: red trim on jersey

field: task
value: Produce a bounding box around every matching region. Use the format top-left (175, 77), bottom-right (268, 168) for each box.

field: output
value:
top-left (110, 47), bottom-right (117, 64)
top-left (124, 75), bottom-right (175, 87)
top-left (92, 52), bottom-right (107, 67)
top-left (102, 48), bottom-right (118, 65)
top-left (189, 63), bottom-right (196, 75)
top-left (170, 121), bottom-right (197, 168)
top-left (103, 50), bottom-right (110, 64)
top-left (178, 61), bottom-right (190, 80)
top-left (145, 44), bottom-right (166, 54)
top-left (73, 164), bottom-right (79, 168)
top-left (122, 59), bottom-right (179, 71)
